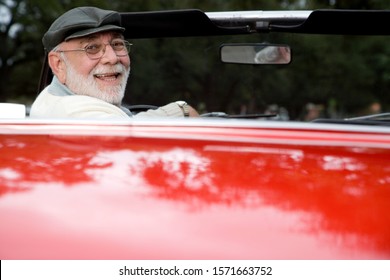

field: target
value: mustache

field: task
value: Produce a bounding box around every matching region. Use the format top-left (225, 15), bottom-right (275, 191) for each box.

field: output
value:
top-left (92, 63), bottom-right (128, 75)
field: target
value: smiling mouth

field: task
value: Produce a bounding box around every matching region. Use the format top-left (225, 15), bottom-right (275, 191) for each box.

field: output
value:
top-left (94, 73), bottom-right (121, 81)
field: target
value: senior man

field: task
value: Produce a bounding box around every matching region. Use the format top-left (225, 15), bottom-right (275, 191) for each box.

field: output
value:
top-left (30, 6), bottom-right (198, 118)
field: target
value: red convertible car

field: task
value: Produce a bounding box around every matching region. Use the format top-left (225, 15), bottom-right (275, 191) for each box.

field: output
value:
top-left (0, 9), bottom-right (390, 259)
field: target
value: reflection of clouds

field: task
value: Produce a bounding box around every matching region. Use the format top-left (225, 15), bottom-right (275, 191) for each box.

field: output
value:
top-left (0, 168), bottom-right (21, 181)
top-left (144, 149), bottom-right (212, 191)
top-left (322, 155), bottom-right (366, 171)
top-left (343, 186), bottom-right (365, 197)
top-left (378, 176), bottom-right (390, 185)
top-left (0, 139), bottom-right (26, 149)
top-left (86, 148), bottom-right (213, 191)
top-left (206, 145), bottom-right (304, 171)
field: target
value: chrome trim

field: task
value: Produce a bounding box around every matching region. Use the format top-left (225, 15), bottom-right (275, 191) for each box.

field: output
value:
top-left (206, 10), bottom-right (312, 23)
top-left (1, 117), bottom-right (390, 134)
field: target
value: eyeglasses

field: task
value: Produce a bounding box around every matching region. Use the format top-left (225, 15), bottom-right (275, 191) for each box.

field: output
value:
top-left (56, 39), bottom-right (132, 60)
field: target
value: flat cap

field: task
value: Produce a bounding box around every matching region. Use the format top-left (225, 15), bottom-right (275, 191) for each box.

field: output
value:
top-left (42, 6), bottom-right (125, 51)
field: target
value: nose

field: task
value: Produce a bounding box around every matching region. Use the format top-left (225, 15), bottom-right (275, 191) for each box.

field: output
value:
top-left (100, 44), bottom-right (120, 64)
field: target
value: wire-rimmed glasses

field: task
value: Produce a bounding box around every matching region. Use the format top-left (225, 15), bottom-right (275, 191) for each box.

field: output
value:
top-left (56, 39), bottom-right (132, 60)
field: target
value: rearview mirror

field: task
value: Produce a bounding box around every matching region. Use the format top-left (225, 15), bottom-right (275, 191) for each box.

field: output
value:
top-left (220, 44), bottom-right (291, 65)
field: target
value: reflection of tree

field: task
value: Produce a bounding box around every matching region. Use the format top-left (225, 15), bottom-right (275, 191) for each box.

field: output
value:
top-left (139, 143), bottom-right (390, 256)
top-left (0, 135), bottom-right (102, 196)
top-left (1, 134), bottom-right (389, 256)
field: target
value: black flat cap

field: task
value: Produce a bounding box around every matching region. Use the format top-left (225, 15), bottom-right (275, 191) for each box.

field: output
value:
top-left (42, 6), bottom-right (125, 51)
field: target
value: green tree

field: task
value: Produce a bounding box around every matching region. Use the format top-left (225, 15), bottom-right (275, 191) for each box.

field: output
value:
top-left (0, 0), bottom-right (110, 103)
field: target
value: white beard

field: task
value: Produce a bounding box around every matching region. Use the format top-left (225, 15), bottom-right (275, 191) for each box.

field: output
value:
top-left (62, 55), bottom-right (130, 106)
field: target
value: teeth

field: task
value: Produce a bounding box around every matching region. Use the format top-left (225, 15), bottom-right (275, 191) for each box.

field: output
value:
top-left (95, 73), bottom-right (119, 78)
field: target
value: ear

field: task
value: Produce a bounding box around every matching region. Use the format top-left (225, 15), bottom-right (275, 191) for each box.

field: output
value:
top-left (48, 51), bottom-right (67, 84)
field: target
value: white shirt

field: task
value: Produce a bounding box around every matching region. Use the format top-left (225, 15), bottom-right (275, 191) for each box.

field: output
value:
top-left (30, 77), bottom-right (185, 119)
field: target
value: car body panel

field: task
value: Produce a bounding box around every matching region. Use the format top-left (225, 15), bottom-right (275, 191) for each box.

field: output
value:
top-left (1, 119), bottom-right (389, 259)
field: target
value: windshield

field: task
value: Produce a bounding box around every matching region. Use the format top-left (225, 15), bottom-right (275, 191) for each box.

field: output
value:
top-left (125, 33), bottom-right (390, 123)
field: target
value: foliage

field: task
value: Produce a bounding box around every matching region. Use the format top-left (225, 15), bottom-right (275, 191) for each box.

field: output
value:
top-left (0, 0), bottom-right (112, 102)
top-left (2, 0), bottom-right (390, 119)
